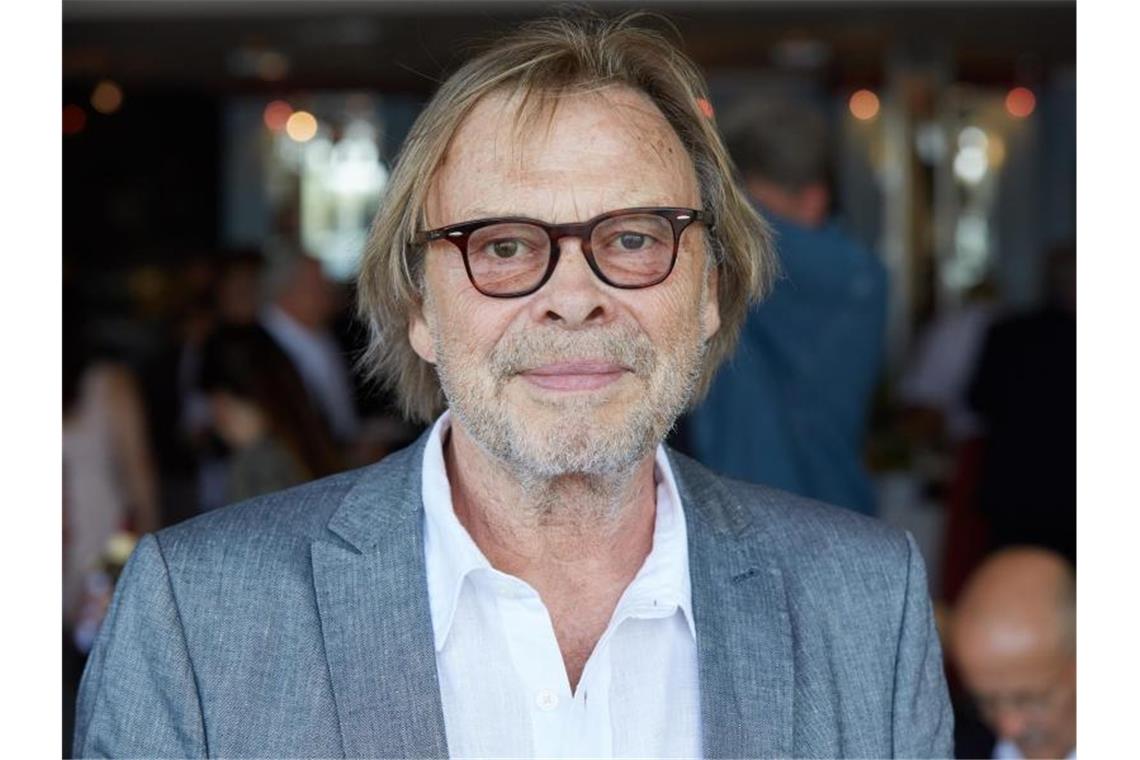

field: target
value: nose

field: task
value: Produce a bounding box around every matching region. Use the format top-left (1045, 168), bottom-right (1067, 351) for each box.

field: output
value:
top-left (526, 236), bottom-right (615, 328)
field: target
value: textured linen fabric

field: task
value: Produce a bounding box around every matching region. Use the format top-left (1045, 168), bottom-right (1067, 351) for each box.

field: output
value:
top-left (74, 428), bottom-right (953, 758)
top-left (421, 413), bottom-right (700, 758)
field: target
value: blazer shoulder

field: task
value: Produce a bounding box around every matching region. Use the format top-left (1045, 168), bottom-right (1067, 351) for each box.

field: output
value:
top-left (154, 439), bottom-right (424, 562)
top-left (670, 448), bottom-right (911, 567)
top-left (157, 467), bottom-right (358, 550)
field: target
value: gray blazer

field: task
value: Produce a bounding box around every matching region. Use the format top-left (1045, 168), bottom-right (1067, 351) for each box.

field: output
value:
top-left (74, 434), bottom-right (953, 758)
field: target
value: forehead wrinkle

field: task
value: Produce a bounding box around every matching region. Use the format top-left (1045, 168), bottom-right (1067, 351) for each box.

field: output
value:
top-left (549, 104), bottom-right (687, 176)
top-left (491, 86), bottom-right (695, 184)
top-left (429, 86), bottom-right (699, 227)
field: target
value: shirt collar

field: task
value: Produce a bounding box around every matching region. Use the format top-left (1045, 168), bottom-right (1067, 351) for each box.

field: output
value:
top-left (993, 739), bottom-right (1075, 760)
top-left (420, 411), bottom-right (695, 651)
top-left (421, 413), bottom-right (491, 652)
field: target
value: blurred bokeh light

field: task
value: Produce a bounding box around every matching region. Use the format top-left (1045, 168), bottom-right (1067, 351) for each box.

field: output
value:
top-left (285, 110), bottom-right (318, 142)
top-left (849, 89), bottom-right (880, 121)
top-left (263, 100), bottom-right (293, 132)
top-left (63, 104), bottom-right (87, 135)
top-left (90, 80), bottom-right (123, 115)
top-left (1006, 86), bottom-right (1037, 118)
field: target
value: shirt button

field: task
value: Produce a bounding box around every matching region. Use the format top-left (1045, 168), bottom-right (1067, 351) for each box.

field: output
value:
top-left (535, 688), bottom-right (559, 711)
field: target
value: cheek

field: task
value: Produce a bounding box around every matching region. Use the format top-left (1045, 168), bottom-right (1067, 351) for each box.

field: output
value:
top-left (636, 268), bottom-right (709, 341)
top-left (427, 275), bottom-right (520, 359)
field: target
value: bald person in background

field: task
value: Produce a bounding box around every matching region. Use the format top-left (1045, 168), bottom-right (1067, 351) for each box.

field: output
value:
top-left (950, 548), bottom-right (1076, 759)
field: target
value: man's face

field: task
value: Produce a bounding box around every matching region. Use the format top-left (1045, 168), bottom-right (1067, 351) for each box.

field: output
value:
top-left (410, 86), bottom-right (719, 481)
top-left (955, 633), bottom-right (1076, 759)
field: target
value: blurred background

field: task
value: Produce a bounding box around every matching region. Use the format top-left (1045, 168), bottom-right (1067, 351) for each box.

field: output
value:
top-left (62, 1), bottom-right (1075, 757)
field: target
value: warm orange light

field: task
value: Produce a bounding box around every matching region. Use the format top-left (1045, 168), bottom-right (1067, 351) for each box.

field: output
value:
top-left (63, 104), bottom-right (87, 135)
top-left (91, 80), bottom-right (123, 115)
top-left (285, 110), bottom-right (318, 142)
top-left (696, 97), bottom-right (715, 119)
top-left (988, 135), bottom-right (1007, 168)
top-left (263, 100), bottom-right (293, 131)
top-left (1006, 87), bottom-right (1036, 118)
top-left (849, 89), bottom-right (880, 121)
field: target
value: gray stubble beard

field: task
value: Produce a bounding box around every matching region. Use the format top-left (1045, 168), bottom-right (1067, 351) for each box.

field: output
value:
top-left (431, 318), bottom-right (707, 517)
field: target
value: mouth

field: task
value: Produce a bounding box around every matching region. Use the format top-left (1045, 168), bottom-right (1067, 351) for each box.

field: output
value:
top-left (518, 361), bottom-right (631, 391)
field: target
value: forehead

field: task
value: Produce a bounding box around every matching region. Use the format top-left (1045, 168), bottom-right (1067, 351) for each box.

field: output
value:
top-left (954, 624), bottom-right (1071, 693)
top-left (426, 85), bottom-right (700, 224)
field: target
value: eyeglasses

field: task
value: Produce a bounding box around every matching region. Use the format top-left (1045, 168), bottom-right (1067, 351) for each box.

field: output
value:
top-left (972, 664), bottom-right (1076, 721)
top-left (415, 207), bottom-right (710, 298)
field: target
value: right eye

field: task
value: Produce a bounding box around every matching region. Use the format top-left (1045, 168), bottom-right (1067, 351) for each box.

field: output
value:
top-left (486, 239), bottom-right (527, 259)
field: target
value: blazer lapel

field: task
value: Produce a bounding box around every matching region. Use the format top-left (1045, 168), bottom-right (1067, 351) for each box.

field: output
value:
top-left (671, 450), bottom-right (795, 760)
top-left (312, 437), bottom-right (449, 759)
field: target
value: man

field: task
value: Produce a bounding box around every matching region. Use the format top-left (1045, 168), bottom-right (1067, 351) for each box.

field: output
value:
top-left (682, 97), bottom-right (888, 515)
top-left (74, 14), bottom-right (951, 758)
top-left (968, 245), bottom-right (1077, 564)
top-left (949, 548), bottom-right (1076, 759)
top-left (261, 253), bottom-right (360, 445)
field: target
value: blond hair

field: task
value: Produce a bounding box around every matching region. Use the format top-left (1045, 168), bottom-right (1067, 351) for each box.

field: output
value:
top-left (357, 11), bottom-right (775, 423)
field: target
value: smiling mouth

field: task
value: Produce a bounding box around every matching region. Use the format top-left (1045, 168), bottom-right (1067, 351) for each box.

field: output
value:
top-left (518, 361), bottom-right (631, 391)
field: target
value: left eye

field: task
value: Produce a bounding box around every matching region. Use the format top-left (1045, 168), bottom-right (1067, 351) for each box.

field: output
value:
top-left (616, 233), bottom-right (649, 250)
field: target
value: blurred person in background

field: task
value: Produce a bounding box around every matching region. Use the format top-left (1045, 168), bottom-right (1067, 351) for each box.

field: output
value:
top-left (681, 96), bottom-right (888, 515)
top-left (175, 250), bottom-right (267, 512)
top-left (63, 285), bottom-right (161, 752)
top-left (948, 547), bottom-right (1076, 759)
top-left (968, 244), bottom-right (1076, 563)
top-left (261, 252), bottom-right (361, 447)
top-left (63, 289), bottom-right (161, 636)
top-left (899, 279), bottom-right (1002, 601)
top-left (900, 279), bottom-right (1000, 448)
top-left (198, 323), bottom-right (342, 503)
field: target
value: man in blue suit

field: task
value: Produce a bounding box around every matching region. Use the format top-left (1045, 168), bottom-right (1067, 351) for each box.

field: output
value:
top-left (75, 14), bottom-right (950, 758)
top-left (683, 97), bottom-right (889, 515)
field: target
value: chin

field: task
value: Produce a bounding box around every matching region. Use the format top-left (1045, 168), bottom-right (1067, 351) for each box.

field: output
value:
top-left (444, 360), bottom-right (692, 480)
top-left (501, 405), bottom-right (657, 479)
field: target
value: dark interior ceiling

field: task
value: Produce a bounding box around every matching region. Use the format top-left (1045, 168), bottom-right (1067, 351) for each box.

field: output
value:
top-left (64, 1), bottom-right (1075, 95)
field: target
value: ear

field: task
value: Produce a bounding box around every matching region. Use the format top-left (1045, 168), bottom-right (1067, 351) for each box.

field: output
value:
top-left (701, 261), bottom-right (721, 342)
top-left (408, 298), bottom-right (437, 365)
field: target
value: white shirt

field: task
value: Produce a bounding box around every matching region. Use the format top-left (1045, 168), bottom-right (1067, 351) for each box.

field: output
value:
top-left (260, 305), bottom-right (359, 442)
top-left (421, 413), bottom-right (702, 758)
top-left (993, 739), bottom-right (1075, 760)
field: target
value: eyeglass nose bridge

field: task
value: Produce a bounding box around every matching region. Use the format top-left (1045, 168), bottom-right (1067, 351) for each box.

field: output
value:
top-left (544, 220), bottom-right (602, 277)
top-left (546, 221), bottom-right (595, 247)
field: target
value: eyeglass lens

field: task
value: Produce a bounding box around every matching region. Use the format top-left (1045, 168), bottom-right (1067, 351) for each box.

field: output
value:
top-left (465, 212), bottom-right (676, 295)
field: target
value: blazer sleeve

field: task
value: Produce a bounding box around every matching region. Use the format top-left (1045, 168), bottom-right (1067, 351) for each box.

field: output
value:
top-left (73, 533), bottom-right (208, 758)
top-left (892, 531), bottom-right (955, 758)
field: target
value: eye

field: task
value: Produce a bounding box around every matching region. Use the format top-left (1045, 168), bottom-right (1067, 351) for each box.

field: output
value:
top-left (592, 213), bottom-right (673, 260)
top-left (487, 239), bottom-right (527, 259)
top-left (617, 233), bottom-right (649, 251)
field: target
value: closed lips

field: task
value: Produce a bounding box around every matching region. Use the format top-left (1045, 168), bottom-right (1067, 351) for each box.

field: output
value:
top-left (520, 362), bottom-right (629, 390)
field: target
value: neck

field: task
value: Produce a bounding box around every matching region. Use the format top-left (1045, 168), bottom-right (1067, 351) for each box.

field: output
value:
top-left (444, 419), bottom-right (658, 595)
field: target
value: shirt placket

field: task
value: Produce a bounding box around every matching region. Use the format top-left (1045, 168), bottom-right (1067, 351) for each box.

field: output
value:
top-left (489, 571), bottom-right (574, 759)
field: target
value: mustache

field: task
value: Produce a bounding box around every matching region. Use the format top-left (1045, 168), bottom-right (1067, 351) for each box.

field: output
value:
top-left (489, 326), bottom-right (657, 378)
